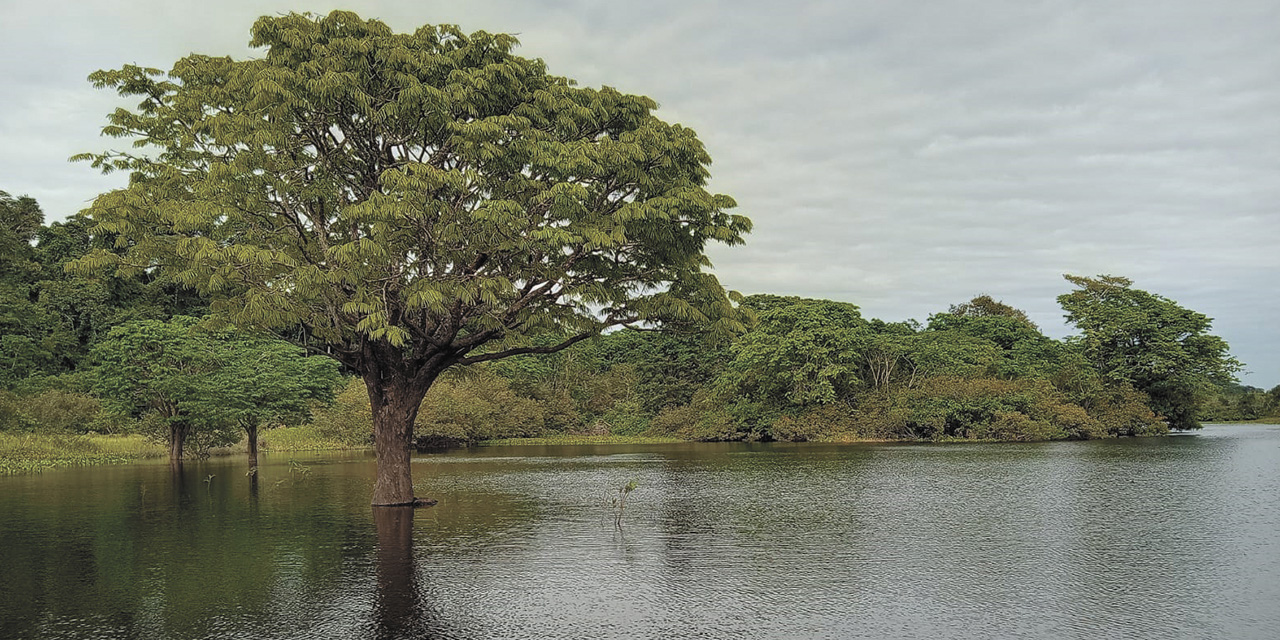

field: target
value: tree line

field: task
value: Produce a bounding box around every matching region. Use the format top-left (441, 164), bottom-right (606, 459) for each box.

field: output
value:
top-left (5, 188), bottom-right (1265, 462)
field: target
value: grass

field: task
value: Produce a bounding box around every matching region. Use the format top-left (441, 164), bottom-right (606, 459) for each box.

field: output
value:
top-left (0, 425), bottom-right (367, 475)
top-left (259, 425), bottom-right (366, 452)
top-left (1214, 416), bottom-right (1280, 425)
top-left (811, 434), bottom-right (902, 443)
top-left (478, 434), bottom-right (688, 447)
top-left (0, 433), bottom-right (166, 475)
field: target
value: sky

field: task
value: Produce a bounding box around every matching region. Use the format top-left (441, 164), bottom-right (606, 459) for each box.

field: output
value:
top-left (2, 0), bottom-right (1277, 387)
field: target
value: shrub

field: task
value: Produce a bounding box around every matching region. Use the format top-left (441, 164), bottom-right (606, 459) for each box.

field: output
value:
top-left (309, 372), bottom-right (549, 446)
top-left (967, 410), bottom-right (1057, 442)
top-left (647, 403), bottom-right (697, 436)
top-left (1084, 383), bottom-right (1164, 436)
top-left (647, 392), bottom-right (741, 441)
top-left (770, 403), bottom-right (860, 442)
top-left (853, 377), bottom-right (1106, 441)
top-left (308, 377), bottom-right (373, 445)
top-left (24, 389), bottom-right (101, 433)
top-left (0, 390), bottom-right (36, 432)
top-left (537, 389), bottom-right (581, 432)
top-left (417, 372), bottom-right (545, 442)
top-left (588, 399), bottom-right (649, 436)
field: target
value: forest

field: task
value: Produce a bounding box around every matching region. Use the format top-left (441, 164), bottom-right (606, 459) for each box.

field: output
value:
top-left (3, 187), bottom-right (1271, 465)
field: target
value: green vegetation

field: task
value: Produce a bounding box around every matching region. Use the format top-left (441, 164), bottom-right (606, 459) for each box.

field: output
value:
top-left (1198, 383), bottom-right (1280, 422)
top-left (3, 178), bottom-right (1268, 470)
top-left (0, 426), bottom-right (367, 475)
top-left (92, 317), bottom-right (340, 463)
top-left (0, 433), bottom-right (165, 474)
top-left (72, 11), bottom-right (749, 505)
top-left (1058, 274), bottom-right (1242, 430)
top-left (478, 435), bottom-right (686, 447)
top-left (258, 426), bottom-right (360, 452)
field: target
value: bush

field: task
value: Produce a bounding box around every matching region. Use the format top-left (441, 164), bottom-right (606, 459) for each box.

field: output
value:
top-left (588, 399), bottom-right (650, 436)
top-left (308, 378), bottom-right (373, 445)
top-left (0, 390), bottom-right (36, 432)
top-left (309, 372), bottom-right (549, 446)
top-left (537, 390), bottom-right (581, 432)
top-left (853, 377), bottom-right (1106, 441)
top-left (967, 410), bottom-right (1057, 442)
top-left (647, 392), bottom-right (741, 441)
top-left (24, 389), bottom-right (101, 433)
top-left (1084, 383), bottom-right (1164, 436)
top-left (647, 403), bottom-right (696, 436)
top-left (769, 403), bottom-right (860, 442)
top-left (417, 372), bottom-right (546, 442)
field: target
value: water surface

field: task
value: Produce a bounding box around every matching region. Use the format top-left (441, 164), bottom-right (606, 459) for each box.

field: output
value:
top-left (2, 424), bottom-right (1278, 639)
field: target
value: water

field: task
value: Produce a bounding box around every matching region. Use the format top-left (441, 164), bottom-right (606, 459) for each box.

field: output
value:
top-left (2, 424), bottom-right (1279, 639)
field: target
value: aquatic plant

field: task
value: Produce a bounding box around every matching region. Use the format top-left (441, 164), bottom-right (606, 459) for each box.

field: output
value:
top-left (288, 459), bottom-right (312, 479)
top-left (610, 479), bottom-right (638, 528)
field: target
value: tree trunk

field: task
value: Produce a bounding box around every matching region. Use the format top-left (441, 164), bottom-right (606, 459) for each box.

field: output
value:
top-left (366, 373), bottom-right (436, 506)
top-left (246, 422), bottom-right (259, 470)
top-left (169, 421), bottom-right (188, 463)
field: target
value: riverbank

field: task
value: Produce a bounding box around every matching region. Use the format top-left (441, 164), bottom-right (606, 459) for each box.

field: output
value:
top-left (0, 426), bottom-right (366, 475)
top-left (1219, 417), bottom-right (1280, 424)
top-left (477, 434), bottom-right (688, 447)
top-left (10, 422), bottom-right (1261, 475)
top-left (0, 433), bottom-right (166, 474)
top-left (226, 425), bottom-right (367, 454)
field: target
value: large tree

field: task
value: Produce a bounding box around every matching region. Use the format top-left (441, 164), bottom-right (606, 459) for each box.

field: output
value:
top-left (1057, 274), bottom-right (1240, 430)
top-left (0, 190), bottom-right (43, 279)
top-left (714, 296), bottom-right (869, 409)
top-left (0, 191), bottom-right (69, 385)
top-left (75, 12), bottom-right (750, 505)
top-left (92, 317), bottom-right (239, 461)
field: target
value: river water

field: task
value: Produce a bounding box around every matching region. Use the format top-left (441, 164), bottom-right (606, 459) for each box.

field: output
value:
top-left (2, 424), bottom-right (1278, 639)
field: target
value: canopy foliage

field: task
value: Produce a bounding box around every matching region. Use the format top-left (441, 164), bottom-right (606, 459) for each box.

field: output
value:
top-left (74, 11), bottom-right (750, 383)
top-left (1057, 274), bottom-right (1240, 429)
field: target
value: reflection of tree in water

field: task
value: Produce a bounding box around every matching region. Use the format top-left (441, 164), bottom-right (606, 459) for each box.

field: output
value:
top-left (0, 455), bottom-right (549, 639)
top-left (373, 506), bottom-right (420, 639)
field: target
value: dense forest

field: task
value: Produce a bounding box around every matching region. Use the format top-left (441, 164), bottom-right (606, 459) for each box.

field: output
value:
top-left (3, 189), bottom-right (1271, 456)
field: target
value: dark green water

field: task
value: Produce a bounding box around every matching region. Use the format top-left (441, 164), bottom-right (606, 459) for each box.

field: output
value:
top-left (2, 424), bottom-right (1279, 639)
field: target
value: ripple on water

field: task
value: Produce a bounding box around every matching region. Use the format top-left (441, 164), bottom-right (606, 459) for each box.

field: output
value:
top-left (3, 426), bottom-right (1279, 638)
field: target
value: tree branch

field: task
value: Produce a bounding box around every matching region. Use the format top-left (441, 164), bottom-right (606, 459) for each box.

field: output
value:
top-left (456, 331), bottom-right (597, 366)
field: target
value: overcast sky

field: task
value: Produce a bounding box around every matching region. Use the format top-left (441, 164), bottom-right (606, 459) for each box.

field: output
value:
top-left (2, 0), bottom-right (1277, 387)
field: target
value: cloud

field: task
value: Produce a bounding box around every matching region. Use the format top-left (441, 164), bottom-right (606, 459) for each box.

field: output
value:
top-left (2, 0), bottom-right (1276, 385)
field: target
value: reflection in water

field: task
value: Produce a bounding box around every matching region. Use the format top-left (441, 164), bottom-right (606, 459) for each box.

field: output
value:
top-left (373, 507), bottom-right (419, 640)
top-left (1, 426), bottom-right (1279, 638)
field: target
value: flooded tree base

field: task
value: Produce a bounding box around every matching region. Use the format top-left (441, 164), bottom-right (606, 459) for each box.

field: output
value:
top-left (372, 497), bottom-right (438, 508)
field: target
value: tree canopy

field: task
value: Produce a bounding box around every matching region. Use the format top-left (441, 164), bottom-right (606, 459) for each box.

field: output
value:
top-left (74, 11), bottom-right (750, 504)
top-left (945, 294), bottom-right (1038, 330)
top-left (1057, 274), bottom-right (1241, 430)
top-left (92, 317), bottom-right (339, 461)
